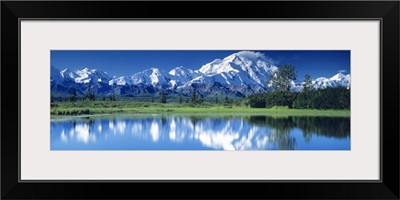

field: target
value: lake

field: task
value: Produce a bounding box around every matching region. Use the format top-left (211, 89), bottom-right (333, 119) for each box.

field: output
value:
top-left (50, 114), bottom-right (350, 150)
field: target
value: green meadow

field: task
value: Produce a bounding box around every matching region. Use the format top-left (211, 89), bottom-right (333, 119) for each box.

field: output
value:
top-left (50, 101), bottom-right (350, 118)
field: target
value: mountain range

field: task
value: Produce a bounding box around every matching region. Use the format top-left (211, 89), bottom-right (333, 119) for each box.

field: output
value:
top-left (51, 51), bottom-right (350, 97)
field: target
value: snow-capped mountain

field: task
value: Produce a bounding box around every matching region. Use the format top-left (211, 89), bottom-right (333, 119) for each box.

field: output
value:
top-left (60, 68), bottom-right (78, 79)
top-left (168, 66), bottom-right (202, 88)
top-left (108, 76), bottom-right (133, 86)
top-left (51, 66), bottom-right (112, 95)
top-left (129, 68), bottom-right (171, 86)
top-left (74, 68), bottom-right (111, 84)
top-left (50, 65), bottom-right (64, 84)
top-left (50, 51), bottom-right (350, 96)
top-left (51, 66), bottom-right (110, 84)
top-left (313, 72), bottom-right (351, 89)
top-left (198, 51), bottom-right (278, 87)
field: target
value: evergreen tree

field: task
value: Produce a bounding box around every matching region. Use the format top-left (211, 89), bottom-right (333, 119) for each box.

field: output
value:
top-left (87, 84), bottom-right (91, 100)
top-left (224, 96), bottom-right (230, 105)
top-left (303, 74), bottom-right (313, 92)
top-left (179, 95), bottom-right (183, 104)
top-left (265, 91), bottom-right (297, 108)
top-left (58, 97), bottom-right (63, 102)
top-left (70, 88), bottom-right (77, 102)
top-left (268, 64), bottom-right (297, 92)
top-left (151, 96), bottom-right (154, 103)
top-left (103, 96), bottom-right (106, 101)
top-left (112, 93), bottom-right (116, 101)
top-left (191, 88), bottom-right (197, 103)
top-left (215, 94), bottom-right (219, 104)
top-left (292, 87), bottom-right (350, 110)
top-left (160, 89), bottom-right (167, 103)
top-left (199, 94), bottom-right (204, 103)
top-left (265, 64), bottom-right (298, 108)
top-left (51, 95), bottom-right (54, 103)
top-left (247, 93), bottom-right (267, 108)
top-left (85, 84), bottom-right (95, 101)
top-left (293, 74), bottom-right (314, 109)
top-left (109, 95), bottom-right (113, 101)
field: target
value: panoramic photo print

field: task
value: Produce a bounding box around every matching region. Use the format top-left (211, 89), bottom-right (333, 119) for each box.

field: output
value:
top-left (50, 50), bottom-right (350, 150)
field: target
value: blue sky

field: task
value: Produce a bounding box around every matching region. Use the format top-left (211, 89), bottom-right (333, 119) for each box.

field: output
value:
top-left (51, 50), bottom-right (350, 82)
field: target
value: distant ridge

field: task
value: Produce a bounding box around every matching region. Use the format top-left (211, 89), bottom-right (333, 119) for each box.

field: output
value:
top-left (51, 51), bottom-right (350, 96)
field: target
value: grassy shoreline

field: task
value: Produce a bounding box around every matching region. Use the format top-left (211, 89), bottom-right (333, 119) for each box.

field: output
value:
top-left (50, 101), bottom-right (350, 118)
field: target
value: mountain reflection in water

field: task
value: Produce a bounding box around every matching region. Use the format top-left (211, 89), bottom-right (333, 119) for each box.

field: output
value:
top-left (51, 115), bottom-right (350, 150)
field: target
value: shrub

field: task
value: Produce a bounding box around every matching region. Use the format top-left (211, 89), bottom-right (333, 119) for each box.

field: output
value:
top-left (247, 93), bottom-right (266, 108)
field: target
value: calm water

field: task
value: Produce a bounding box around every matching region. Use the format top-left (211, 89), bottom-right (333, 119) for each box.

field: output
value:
top-left (50, 114), bottom-right (350, 150)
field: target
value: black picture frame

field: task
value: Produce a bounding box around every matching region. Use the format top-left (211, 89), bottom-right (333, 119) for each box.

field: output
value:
top-left (1, 1), bottom-right (399, 199)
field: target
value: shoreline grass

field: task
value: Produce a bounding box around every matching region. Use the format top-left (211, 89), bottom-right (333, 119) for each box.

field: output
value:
top-left (50, 101), bottom-right (350, 118)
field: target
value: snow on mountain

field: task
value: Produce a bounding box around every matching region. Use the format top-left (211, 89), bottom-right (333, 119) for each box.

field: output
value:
top-left (109, 76), bottom-right (133, 86)
top-left (290, 80), bottom-right (303, 92)
top-left (330, 72), bottom-right (346, 81)
top-left (330, 73), bottom-right (351, 87)
top-left (60, 68), bottom-right (79, 82)
top-left (200, 58), bottom-right (235, 75)
top-left (181, 75), bottom-right (212, 87)
top-left (74, 68), bottom-right (111, 84)
top-left (313, 72), bottom-right (350, 89)
top-left (50, 65), bottom-right (64, 84)
top-left (130, 67), bottom-right (171, 86)
top-left (50, 51), bottom-right (351, 96)
top-left (168, 66), bottom-right (202, 87)
top-left (198, 51), bottom-right (278, 87)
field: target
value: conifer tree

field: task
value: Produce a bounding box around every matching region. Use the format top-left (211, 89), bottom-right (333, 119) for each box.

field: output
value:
top-left (179, 95), bottom-right (183, 104)
top-left (191, 88), bottom-right (197, 103)
top-left (160, 89), bottom-right (167, 103)
top-left (70, 88), bottom-right (77, 102)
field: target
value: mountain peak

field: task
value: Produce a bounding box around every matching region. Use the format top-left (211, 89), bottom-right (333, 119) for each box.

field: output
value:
top-left (198, 51), bottom-right (277, 87)
top-left (220, 51), bottom-right (264, 63)
top-left (51, 51), bottom-right (350, 96)
top-left (312, 72), bottom-right (350, 89)
top-left (75, 67), bottom-right (90, 74)
top-left (169, 66), bottom-right (187, 76)
top-left (234, 51), bottom-right (264, 59)
top-left (148, 67), bottom-right (160, 73)
top-left (59, 68), bottom-right (78, 79)
top-left (174, 66), bottom-right (184, 69)
top-left (330, 72), bottom-right (347, 81)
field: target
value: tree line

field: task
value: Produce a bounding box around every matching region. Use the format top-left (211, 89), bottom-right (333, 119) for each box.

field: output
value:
top-left (247, 64), bottom-right (350, 109)
top-left (51, 84), bottom-right (116, 103)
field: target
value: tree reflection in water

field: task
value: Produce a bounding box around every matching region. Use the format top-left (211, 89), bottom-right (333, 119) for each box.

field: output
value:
top-left (247, 116), bottom-right (350, 150)
top-left (51, 115), bottom-right (350, 150)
